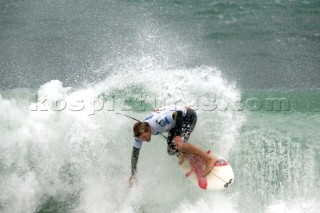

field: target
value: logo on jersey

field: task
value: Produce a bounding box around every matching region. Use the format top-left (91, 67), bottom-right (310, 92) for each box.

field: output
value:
top-left (157, 119), bottom-right (166, 127)
top-left (144, 115), bottom-right (154, 121)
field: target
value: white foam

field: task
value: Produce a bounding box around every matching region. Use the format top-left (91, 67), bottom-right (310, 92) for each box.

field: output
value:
top-left (0, 172), bottom-right (42, 213)
top-left (172, 193), bottom-right (238, 213)
top-left (0, 66), bottom-right (244, 213)
top-left (265, 199), bottom-right (319, 213)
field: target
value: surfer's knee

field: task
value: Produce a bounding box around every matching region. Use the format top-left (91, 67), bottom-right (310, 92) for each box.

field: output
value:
top-left (167, 145), bottom-right (179, 155)
top-left (176, 143), bottom-right (187, 152)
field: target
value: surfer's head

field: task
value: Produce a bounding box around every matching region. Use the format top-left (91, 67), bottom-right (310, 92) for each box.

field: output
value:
top-left (133, 122), bottom-right (151, 142)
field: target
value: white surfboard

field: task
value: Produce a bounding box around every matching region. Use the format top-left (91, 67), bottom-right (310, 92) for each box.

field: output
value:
top-left (178, 150), bottom-right (234, 190)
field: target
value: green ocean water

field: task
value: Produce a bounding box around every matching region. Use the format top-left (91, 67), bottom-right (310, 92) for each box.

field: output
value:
top-left (1, 0), bottom-right (319, 89)
top-left (241, 89), bottom-right (320, 113)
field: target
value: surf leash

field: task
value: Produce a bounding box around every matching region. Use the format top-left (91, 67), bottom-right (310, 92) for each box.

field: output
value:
top-left (115, 112), bottom-right (140, 122)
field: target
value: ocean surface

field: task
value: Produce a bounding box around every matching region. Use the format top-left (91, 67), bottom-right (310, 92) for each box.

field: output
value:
top-left (0, 0), bottom-right (319, 212)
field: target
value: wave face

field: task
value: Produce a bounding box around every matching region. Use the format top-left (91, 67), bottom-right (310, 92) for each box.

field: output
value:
top-left (1, 68), bottom-right (319, 212)
top-left (0, 67), bottom-right (246, 213)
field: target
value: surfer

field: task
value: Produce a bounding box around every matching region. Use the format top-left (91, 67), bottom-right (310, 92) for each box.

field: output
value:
top-left (129, 105), bottom-right (217, 187)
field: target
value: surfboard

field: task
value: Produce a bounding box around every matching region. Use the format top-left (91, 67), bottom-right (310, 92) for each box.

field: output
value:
top-left (178, 150), bottom-right (234, 190)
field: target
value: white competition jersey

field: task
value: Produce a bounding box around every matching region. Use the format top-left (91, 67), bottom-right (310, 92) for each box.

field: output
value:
top-left (133, 105), bottom-right (187, 149)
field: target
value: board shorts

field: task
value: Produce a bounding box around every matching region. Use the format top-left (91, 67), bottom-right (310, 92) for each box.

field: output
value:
top-left (167, 108), bottom-right (197, 155)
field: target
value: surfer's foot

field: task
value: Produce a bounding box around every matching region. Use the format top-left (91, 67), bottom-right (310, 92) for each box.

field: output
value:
top-left (178, 153), bottom-right (186, 165)
top-left (203, 158), bottom-right (215, 176)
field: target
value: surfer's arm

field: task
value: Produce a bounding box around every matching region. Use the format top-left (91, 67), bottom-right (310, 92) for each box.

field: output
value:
top-left (131, 146), bottom-right (140, 176)
top-left (129, 138), bottom-right (142, 187)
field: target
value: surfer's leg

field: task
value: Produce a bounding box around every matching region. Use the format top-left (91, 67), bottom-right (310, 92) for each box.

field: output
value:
top-left (167, 128), bottom-right (179, 155)
top-left (177, 143), bottom-right (216, 175)
top-left (181, 108), bottom-right (197, 142)
top-left (178, 152), bottom-right (186, 165)
top-left (176, 108), bottom-right (198, 164)
top-left (179, 109), bottom-right (216, 176)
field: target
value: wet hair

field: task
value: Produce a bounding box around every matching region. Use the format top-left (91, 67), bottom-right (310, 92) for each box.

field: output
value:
top-left (133, 122), bottom-right (150, 137)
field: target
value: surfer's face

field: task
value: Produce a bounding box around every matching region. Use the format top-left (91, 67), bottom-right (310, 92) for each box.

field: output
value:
top-left (139, 127), bottom-right (151, 142)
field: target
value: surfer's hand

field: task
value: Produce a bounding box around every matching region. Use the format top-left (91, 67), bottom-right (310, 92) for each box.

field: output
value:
top-left (174, 136), bottom-right (183, 149)
top-left (129, 175), bottom-right (138, 188)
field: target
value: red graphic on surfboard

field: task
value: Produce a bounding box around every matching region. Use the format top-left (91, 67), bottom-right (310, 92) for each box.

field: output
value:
top-left (184, 150), bottom-right (229, 190)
